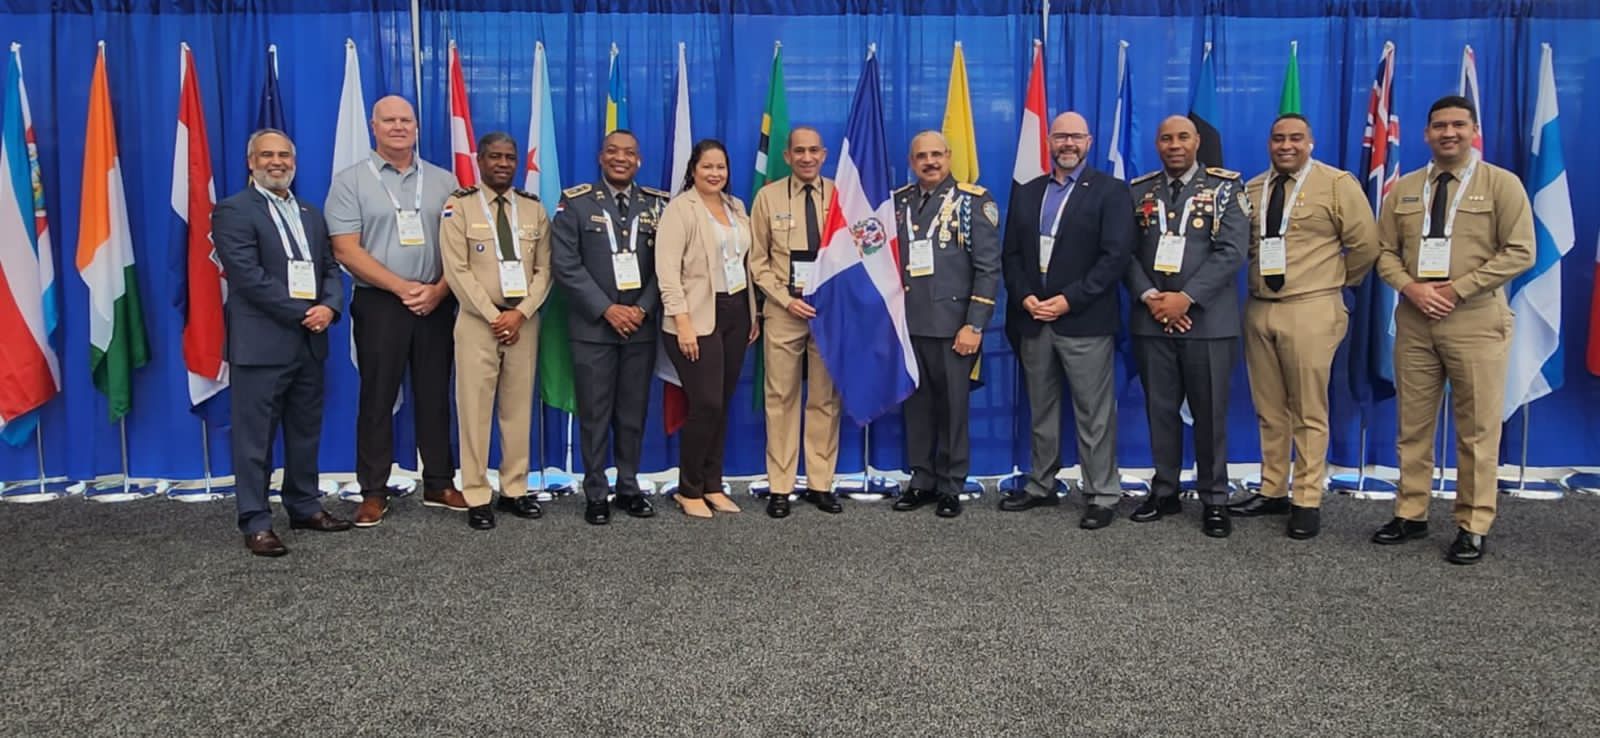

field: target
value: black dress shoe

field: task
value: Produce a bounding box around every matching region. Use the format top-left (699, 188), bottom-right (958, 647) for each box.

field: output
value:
top-left (1202, 505), bottom-right (1232, 538)
top-left (584, 500), bottom-right (611, 525)
top-left (935, 494), bottom-right (963, 518)
top-left (999, 492), bottom-right (1060, 512)
top-left (244, 530), bottom-right (287, 557)
top-left (1130, 494), bottom-right (1181, 522)
top-left (613, 494), bottom-right (655, 518)
top-left (289, 511), bottom-right (352, 532)
top-left (893, 488), bottom-right (936, 512)
top-left (1371, 517), bottom-right (1428, 545)
top-left (767, 494), bottom-right (792, 519)
top-left (1228, 493), bottom-right (1292, 517)
top-left (804, 489), bottom-right (843, 514)
top-left (495, 495), bottom-right (543, 519)
top-left (1287, 505), bottom-right (1321, 540)
top-left (1445, 528), bottom-right (1487, 565)
top-left (1079, 504), bottom-right (1115, 530)
top-left (467, 504), bottom-right (495, 530)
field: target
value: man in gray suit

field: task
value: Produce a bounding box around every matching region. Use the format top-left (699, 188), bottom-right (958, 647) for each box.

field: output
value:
top-left (550, 129), bottom-right (671, 525)
top-left (213, 129), bottom-right (351, 557)
top-left (889, 130), bottom-right (1001, 519)
top-left (1125, 115), bottom-right (1247, 538)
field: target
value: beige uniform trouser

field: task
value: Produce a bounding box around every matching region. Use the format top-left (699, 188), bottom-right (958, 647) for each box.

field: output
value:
top-left (762, 309), bottom-right (841, 493)
top-left (454, 313), bottom-right (540, 507)
top-left (1243, 291), bottom-right (1347, 507)
top-left (1392, 295), bottom-right (1512, 535)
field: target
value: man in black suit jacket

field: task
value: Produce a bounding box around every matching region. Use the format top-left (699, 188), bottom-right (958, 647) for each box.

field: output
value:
top-left (212, 129), bottom-right (350, 557)
top-left (1001, 112), bottom-right (1135, 530)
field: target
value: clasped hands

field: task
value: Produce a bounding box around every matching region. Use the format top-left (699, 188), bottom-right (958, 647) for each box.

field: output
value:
top-left (1402, 282), bottom-right (1459, 321)
top-left (1145, 291), bottom-right (1194, 334)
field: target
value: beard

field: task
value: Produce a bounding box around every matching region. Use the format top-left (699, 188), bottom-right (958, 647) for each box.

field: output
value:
top-left (253, 168), bottom-right (297, 191)
top-left (1053, 150), bottom-right (1081, 171)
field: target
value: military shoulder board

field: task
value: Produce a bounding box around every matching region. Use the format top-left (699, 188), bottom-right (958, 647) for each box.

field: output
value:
top-left (956, 181), bottom-right (987, 197)
top-left (562, 183), bottom-right (593, 199)
top-left (1130, 171), bottom-right (1161, 186)
top-left (450, 186), bottom-right (478, 198)
top-left (514, 188), bottom-right (540, 201)
top-left (1205, 166), bottom-right (1241, 180)
top-left (639, 185), bottom-right (670, 200)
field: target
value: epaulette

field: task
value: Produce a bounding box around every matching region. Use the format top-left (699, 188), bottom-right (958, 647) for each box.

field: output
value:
top-left (894, 183), bottom-right (917, 197)
top-left (450, 186), bottom-right (479, 198)
top-left (1205, 166), bottom-right (1241, 180)
top-left (956, 182), bottom-right (987, 196)
top-left (513, 188), bottom-right (539, 201)
top-left (639, 185), bottom-right (670, 199)
top-left (1130, 171), bottom-right (1161, 185)
top-left (562, 183), bottom-right (593, 199)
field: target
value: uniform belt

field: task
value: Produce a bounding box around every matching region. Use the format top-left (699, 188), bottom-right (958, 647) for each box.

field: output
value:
top-left (1249, 286), bottom-right (1341, 303)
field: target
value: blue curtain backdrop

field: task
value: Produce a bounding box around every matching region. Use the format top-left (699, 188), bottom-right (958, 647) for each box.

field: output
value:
top-left (1, 0), bottom-right (1597, 484)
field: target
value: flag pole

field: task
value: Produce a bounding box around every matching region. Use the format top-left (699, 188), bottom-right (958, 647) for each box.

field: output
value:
top-left (1500, 404), bottom-right (1564, 499)
top-left (1431, 390), bottom-right (1452, 497)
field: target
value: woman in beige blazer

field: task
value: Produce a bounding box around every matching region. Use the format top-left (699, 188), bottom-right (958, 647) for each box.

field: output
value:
top-left (656, 139), bottom-right (760, 519)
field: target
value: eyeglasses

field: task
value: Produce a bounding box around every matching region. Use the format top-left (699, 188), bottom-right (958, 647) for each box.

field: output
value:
top-left (1050, 133), bottom-right (1090, 142)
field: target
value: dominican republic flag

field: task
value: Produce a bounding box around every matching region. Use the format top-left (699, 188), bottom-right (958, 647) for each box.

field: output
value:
top-left (171, 43), bottom-right (227, 422)
top-left (1348, 41), bottom-right (1401, 418)
top-left (1503, 43), bottom-right (1573, 417)
top-left (1011, 39), bottom-right (1047, 187)
top-left (805, 48), bottom-right (917, 426)
top-left (0, 42), bottom-right (60, 445)
top-left (1459, 45), bottom-right (1484, 154)
top-left (448, 40), bottom-right (478, 187)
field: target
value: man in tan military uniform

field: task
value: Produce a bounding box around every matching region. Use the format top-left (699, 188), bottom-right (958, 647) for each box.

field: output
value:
top-left (1371, 96), bottom-right (1534, 564)
top-left (1228, 114), bottom-right (1378, 540)
top-left (748, 126), bottom-right (844, 519)
top-left (439, 132), bottom-right (553, 531)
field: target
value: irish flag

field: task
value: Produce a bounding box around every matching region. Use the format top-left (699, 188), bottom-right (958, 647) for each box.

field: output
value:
top-left (77, 43), bottom-right (149, 422)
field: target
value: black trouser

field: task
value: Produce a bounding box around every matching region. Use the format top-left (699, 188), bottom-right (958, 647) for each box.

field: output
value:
top-left (1133, 334), bottom-right (1236, 506)
top-left (232, 341), bottom-right (325, 534)
top-left (571, 338), bottom-right (656, 503)
top-left (904, 335), bottom-right (978, 497)
top-left (350, 286), bottom-right (457, 495)
top-left (664, 293), bottom-right (751, 499)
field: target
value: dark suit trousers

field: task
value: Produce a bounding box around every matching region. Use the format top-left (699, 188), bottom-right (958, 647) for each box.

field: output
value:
top-left (905, 335), bottom-right (978, 496)
top-left (664, 293), bottom-right (751, 499)
top-left (1133, 335), bottom-right (1235, 505)
top-left (350, 287), bottom-right (457, 494)
top-left (232, 341), bottom-right (326, 534)
top-left (571, 338), bottom-right (656, 502)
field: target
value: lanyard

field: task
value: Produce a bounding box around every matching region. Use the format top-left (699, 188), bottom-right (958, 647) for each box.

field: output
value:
top-left (1420, 154), bottom-right (1479, 238)
top-left (365, 157), bottom-right (425, 213)
top-left (905, 188), bottom-right (955, 240)
top-left (702, 199), bottom-right (742, 263)
top-left (257, 184), bottom-right (309, 261)
top-left (1258, 166), bottom-right (1312, 239)
top-left (1155, 197), bottom-right (1196, 237)
top-left (602, 211), bottom-right (640, 255)
top-left (1040, 177), bottom-right (1075, 236)
top-left (475, 190), bottom-right (520, 261)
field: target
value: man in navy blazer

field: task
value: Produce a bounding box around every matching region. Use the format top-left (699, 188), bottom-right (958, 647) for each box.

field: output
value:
top-left (1000, 112), bottom-right (1135, 529)
top-left (212, 129), bottom-right (351, 557)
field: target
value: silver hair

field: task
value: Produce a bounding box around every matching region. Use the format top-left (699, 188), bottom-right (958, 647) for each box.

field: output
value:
top-left (247, 128), bottom-right (296, 157)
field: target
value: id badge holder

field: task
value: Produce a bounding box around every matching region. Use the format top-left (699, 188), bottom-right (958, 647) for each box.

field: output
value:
top-left (499, 261), bottom-right (528, 299)
top-left (1154, 234), bottom-right (1186, 274)
top-left (1417, 237), bottom-right (1451, 280)
top-left (1038, 235), bottom-right (1055, 273)
top-left (724, 258), bottom-right (748, 294)
top-left (908, 239), bottom-right (934, 277)
top-left (612, 251), bottom-right (643, 291)
top-left (288, 260), bottom-right (316, 300)
top-left (1258, 237), bottom-right (1287, 277)
top-left (396, 209), bottom-right (426, 246)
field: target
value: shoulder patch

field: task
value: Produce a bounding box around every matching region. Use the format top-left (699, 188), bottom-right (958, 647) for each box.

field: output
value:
top-left (514, 188), bottom-right (539, 202)
top-left (956, 182), bottom-right (987, 196)
top-left (1130, 171), bottom-right (1160, 185)
top-left (450, 186), bottom-right (478, 198)
top-left (639, 185), bottom-right (670, 199)
top-left (563, 183), bottom-right (593, 198)
top-left (1205, 166), bottom-right (1241, 180)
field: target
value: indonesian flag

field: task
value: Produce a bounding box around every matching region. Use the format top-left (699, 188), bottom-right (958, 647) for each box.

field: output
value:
top-left (172, 42), bottom-right (227, 413)
top-left (448, 41), bottom-right (478, 187)
top-left (1011, 40), bottom-right (1047, 186)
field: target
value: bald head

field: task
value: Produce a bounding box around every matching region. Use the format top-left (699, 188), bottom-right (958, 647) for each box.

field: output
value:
top-left (370, 95), bottom-right (418, 160)
top-left (909, 130), bottom-right (951, 188)
top-left (1156, 115), bottom-right (1200, 176)
top-left (1048, 112), bottom-right (1092, 175)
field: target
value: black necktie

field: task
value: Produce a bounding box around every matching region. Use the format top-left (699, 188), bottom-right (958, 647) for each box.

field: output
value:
top-left (1264, 175), bottom-right (1288, 291)
top-left (1427, 171), bottom-right (1453, 239)
top-left (919, 189), bottom-right (931, 213)
top-left (495, 195), bottom-right (520, 306)
top-left (1168, 178), bottom-right (1183, 210)
top-left (616, 189), bottom-right (631, 221)
top-left (803, 184), bottom-right (821, 253)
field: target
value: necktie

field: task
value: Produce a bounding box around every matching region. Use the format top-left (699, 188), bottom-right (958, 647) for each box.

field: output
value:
top-left (616, 189), bottom-right (631, 221)
top-left (495, 196), bottom-right (520, 306)
top-left (919, 189), bottom-right (931, 213)
top-left (803, 184), bottom-right (821, 253)
top-left (1427, 171), bottom-right (1453, 239)
top-left (1264, 175), bottom-right (1288, 291)
top-left (1168, 178), bottom-right (1183, 210)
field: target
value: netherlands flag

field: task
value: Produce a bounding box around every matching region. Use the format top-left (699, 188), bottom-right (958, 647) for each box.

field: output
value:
top-left (804, 48), bottom-right (916, 426)
top-left (172, 42), bottom-right (228, 420)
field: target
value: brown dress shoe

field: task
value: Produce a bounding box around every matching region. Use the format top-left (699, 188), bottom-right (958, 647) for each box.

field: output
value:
top-left (422, 487), bottom-right (468, 511)
top-left (703, 492), bottom-right (741, 513)
top-left (290, 511), bottom-right (353, 532)
top-left (245, 530), bottom-right (288, 557)
top-left (353, 494), bottom-right (389, 528)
